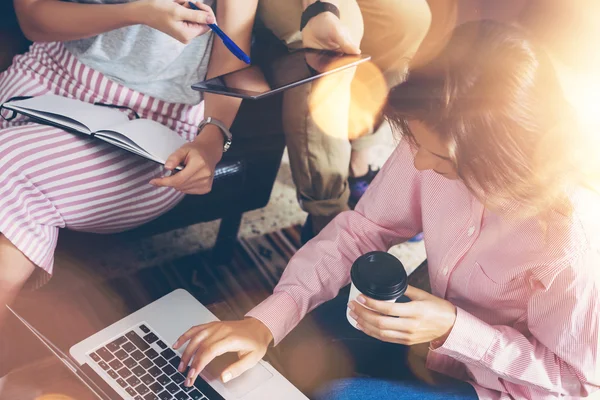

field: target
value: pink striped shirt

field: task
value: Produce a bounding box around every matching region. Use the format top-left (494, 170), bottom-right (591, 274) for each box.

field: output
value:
top-left (247, 141), bottom-right (600, 399)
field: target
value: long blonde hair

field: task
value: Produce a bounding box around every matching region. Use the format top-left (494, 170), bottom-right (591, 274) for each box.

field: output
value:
top-left (385, 20), bottom-right (598, 220)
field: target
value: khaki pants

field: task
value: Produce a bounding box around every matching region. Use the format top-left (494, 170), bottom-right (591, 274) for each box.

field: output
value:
top-left (258, 0), bottom-right (432, 217)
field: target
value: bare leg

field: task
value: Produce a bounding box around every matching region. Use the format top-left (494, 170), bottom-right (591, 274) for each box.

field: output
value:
top-left (0, 234), bottom-right (36, 327)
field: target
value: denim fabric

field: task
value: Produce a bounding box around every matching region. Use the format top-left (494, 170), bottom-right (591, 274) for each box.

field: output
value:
top-left (276, 286), bottom-right (478, 399)
top-left (316, 377), bottom-right (478, 400)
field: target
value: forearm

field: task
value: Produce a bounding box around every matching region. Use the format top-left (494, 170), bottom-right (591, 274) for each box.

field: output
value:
top-left (247, 144), bottom-right (424, 344)
top-left (251, 209), bottom-right (404, 344)
top-left (197, 0), bottom-right (257, 145)
top-left (202, 55), bottom-right (243, 134)
top-left (14, 0), bottom-right (142, 43)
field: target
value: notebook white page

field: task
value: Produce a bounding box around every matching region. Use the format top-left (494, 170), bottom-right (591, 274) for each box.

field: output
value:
top-left (95, 119), bottom-right (188, 163)
top-left (7, 94), bottom-right (129, 133)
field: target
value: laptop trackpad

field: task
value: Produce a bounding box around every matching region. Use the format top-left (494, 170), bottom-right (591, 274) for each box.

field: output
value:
top-left (205, 353), bottom-right (274, 398)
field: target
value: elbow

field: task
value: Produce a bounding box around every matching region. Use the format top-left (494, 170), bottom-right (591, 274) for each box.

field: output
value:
top-left (19, 27), bottom-right (42, 43)
top-left (14, 7), bottom-right (51, 43)
top-left (18, 20), bottom-right (49, 43)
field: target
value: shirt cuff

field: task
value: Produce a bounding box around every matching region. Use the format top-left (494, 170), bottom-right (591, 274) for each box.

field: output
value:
top-left (245, 291), bottom-right (302, 346)
top-left (431, 307), bottom-right (499, 365)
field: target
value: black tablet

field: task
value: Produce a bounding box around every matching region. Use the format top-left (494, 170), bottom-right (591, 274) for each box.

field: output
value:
top-left (191, 49), bottom-right (371, 100)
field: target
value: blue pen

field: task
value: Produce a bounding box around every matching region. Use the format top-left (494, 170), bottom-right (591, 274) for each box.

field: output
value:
top-left (188, 2), bottom-right (251, 65)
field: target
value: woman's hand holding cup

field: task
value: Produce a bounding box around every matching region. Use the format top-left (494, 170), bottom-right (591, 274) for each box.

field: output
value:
top-left (348, 285), bottom-right (457, 346)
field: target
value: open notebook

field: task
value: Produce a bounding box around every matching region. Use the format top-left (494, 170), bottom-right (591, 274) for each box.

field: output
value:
top-left (2, 94), bottom-right (188, 169)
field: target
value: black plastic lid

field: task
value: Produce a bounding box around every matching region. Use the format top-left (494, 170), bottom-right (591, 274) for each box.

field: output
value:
top-left (350, 251), bottom-right (407, 301)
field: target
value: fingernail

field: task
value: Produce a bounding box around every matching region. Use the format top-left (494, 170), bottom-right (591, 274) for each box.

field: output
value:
top-left (172, 340), bottom-right (179, 348)
top-left (187, 368), bottom-right (196, 386)
top-left (349, 311), bottom-right (358, 320)
top-left (207, 16), bottom-right (215, 24)
top-left (178, 362), bottom-right (185, 372)
top-left (222, 371), bottom-right (232, 383)
top-left (348, 302), bottom-right (355, 311)
top-left (356, 324), bottom-right (362, 331)
top-left (357, 296), bottom-right (366, 304)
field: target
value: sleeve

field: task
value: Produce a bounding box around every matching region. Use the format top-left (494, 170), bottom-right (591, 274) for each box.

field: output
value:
top-left (432, 250), bottom-right (600, 398)
top-left (246, 142), bottom-right (424, 344)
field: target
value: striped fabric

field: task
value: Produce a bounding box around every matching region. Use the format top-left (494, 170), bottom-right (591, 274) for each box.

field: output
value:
top-left (0, 42), bottom-right (204, 278)
top-left (247, 140), bottom-right (600, 399)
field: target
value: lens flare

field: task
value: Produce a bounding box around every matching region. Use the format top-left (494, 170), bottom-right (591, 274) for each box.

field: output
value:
top-left (558, 66), bottom-right (600, 133)
top-left (524, 0), bottom-right (600, 135)
top-left (548, 48), bottom-right (600, 174)
top-left (308, 60), bottom-right (388, 141)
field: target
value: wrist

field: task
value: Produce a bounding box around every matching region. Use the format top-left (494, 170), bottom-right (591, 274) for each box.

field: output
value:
top-left (195, 124), bottom-right (225, 146)
top-left (431, 333), bottom-right (450, 350)
top-left (123, 1), bottom-right (147, 25)
top-left (301, 1), bottom-right (341, 32)
top-left (247, 317), bottom-right (274, 347)
top-left (194, 125), bottom-right (225, 166)
top-left (302, 0), bottom-right (340, 11)
top-left (432, 303), bottom-right (457, 349)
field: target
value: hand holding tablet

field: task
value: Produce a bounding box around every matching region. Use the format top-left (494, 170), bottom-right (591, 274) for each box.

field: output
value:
top-left (192, 49), bottom-right (371, 100)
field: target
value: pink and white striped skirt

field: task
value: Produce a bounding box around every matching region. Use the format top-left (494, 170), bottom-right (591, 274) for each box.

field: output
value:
top-left (0, 42), bottom-right (204, 276)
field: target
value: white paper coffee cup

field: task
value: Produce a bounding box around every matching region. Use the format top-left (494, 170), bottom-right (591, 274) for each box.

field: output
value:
top-left (347, 281), bottom-right (402, 328)
top-left (347, 251), bottom-right (407, 329)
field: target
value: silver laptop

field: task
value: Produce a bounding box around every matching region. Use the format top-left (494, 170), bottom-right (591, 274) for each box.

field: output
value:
top-left (8, 289), bottom-right (307, 400)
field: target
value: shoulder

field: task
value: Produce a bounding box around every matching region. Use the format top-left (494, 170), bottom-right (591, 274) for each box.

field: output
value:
top-left (531, 188), bottom-right (600, 288)
top-left (375, 140), bottom-right (416, 179)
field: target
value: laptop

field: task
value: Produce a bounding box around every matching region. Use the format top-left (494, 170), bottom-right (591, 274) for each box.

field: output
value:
top-left (192, 48), bottom-right (371, 100)
top-left (8, 289), bottom-right (308, 400)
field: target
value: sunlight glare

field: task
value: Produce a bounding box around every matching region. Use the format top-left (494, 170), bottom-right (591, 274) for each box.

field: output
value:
top-left (308, 61), bottom-right (388, 141)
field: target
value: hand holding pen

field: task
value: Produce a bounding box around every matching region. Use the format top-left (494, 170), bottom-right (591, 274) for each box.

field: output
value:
top-left (187, 1), bottom-right (251, 64)
top-left (136, 0), bottom-right (215, 43)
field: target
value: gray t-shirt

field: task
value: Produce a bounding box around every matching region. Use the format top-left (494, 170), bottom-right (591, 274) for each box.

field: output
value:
top-left (63, 0), bottom-right (214, 105)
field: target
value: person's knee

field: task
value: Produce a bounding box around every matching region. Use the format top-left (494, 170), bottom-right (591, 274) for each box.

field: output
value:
top-left (0, 234), bottom-right (35, 290)
top-left (296, 165), bottom-right (349, 203)
top-left (361, 0), bottom-right (432, 78)
top-left (382, 0), bottom-right (432, 41)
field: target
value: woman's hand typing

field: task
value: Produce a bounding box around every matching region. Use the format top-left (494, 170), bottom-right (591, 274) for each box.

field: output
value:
top-left (173, 318), bottom-right (274, 387)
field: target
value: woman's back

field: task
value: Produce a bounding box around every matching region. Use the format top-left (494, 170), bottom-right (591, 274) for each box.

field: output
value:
top-left (62, 0), bottom-right (214, 104)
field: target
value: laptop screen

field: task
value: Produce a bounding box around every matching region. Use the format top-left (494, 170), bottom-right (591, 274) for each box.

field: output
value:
top-left (7, 305), bottom-right (116, 400)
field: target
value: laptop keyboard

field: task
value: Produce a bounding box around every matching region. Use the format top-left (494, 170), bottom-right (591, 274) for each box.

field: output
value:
top-left (88, 324), bottom-right (224, 400)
